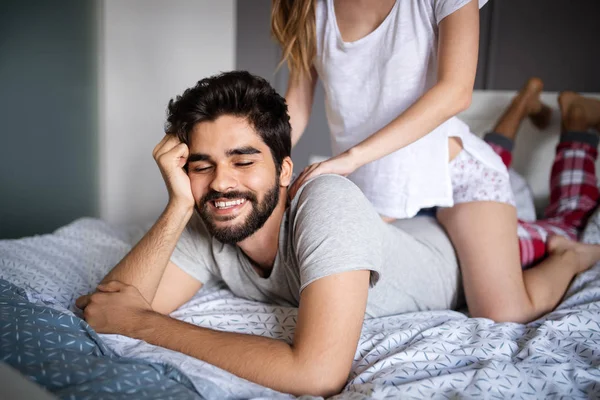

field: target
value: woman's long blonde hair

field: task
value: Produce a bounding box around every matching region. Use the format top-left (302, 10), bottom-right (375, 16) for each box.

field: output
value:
top-left (271, 0), bottom-right (316, 82)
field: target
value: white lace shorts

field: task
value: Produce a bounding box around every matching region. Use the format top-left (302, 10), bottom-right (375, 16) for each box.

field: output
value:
top-left (447, 150), bottom-right (516, 207)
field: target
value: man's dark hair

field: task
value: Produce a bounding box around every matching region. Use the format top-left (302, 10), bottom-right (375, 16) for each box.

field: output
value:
top-left (166, 71), bottom-right (291, 172)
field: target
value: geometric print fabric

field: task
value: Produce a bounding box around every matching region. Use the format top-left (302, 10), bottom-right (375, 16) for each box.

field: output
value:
top-left (4, 217), bottom-right (600, 399)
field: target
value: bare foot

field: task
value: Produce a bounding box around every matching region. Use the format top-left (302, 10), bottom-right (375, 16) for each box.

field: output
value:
top-left (547, 235), bottom-right (600, 274)
top-left (563, 104), bottom-right (588, 132)
top-left (559, 91), bottom-right (600, 132)
top-left (492, 78), bottom-right (551, 140)
top-left (513, 77), bottom-right (552, 129)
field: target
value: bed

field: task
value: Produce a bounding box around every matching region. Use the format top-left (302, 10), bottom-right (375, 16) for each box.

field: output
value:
top-left (3, 92), bottom-right (600, 399)
top-left (3, 214), bottom-right (600, 400)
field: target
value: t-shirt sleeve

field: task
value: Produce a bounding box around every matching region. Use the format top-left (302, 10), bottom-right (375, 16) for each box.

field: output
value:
top-left (170, 212), bottom-right (217, 284)
top-left (434, 0), bottom-right (488, 24)
top-left (292, 175), bottom-right (383, 292)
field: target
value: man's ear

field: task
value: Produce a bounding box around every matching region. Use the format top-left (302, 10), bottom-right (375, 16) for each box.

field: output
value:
top-left (279, 156), bottom-right (294, 187)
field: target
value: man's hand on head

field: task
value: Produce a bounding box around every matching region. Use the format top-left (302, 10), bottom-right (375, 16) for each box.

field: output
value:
top-left (79, 135), bottom-right (203, 327)
top-left (76, 281), bottom-right (154, 336)
top-left (153, 134), bottom-right (195, 211)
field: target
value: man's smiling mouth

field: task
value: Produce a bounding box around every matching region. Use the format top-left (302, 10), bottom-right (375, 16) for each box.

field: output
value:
top-left (212, 198), bottom-right (247, 210)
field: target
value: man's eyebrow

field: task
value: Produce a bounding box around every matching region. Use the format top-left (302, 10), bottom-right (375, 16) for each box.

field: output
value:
top-left (187, 153), bottom-right (211, 163)
top-left (226, 146), bottom-right (262, 157)
top-left (187, 147), bottom-right (261, 163)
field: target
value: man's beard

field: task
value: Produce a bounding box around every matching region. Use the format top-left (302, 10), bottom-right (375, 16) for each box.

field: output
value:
top-left (197, 179), bottom-right (280, 244)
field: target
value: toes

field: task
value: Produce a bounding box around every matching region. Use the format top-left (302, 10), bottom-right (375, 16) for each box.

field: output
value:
top-left (525, 77), bottom-right (544, 93)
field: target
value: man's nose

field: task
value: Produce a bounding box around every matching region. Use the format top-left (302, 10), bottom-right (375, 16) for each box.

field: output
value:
top-left (209, 166), bottom-right (238, 193)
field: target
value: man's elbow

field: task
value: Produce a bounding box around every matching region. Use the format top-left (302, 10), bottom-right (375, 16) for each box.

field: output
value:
top-left (299, 378), bottom-right (346, 398)
top-left (296, 368), bottom-right (348, 397)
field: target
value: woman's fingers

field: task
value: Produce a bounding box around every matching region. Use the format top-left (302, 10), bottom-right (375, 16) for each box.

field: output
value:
top-left (289, 163), bottom-right (321, 199)
top-left (289, 169), bottom-right (308, 199)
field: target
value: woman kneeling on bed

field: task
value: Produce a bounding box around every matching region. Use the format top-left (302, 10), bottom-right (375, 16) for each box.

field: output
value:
top-left (273, 0), bottom-right (600, 323)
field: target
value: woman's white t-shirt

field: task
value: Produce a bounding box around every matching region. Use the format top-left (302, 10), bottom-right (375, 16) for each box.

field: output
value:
top-left (313, 0), bottom-right (508, 218)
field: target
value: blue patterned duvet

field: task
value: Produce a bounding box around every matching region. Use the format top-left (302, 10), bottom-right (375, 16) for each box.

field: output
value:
top-left (2, 217), bottom-right (600, 399)
top-left (0, 280), bottom-right (200, 399)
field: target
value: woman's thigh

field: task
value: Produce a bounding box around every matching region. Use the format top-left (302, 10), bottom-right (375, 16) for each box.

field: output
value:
top-left (437, 201), bottom-right (529, 318)
top-left (438, 149), bottom-right (528, 317)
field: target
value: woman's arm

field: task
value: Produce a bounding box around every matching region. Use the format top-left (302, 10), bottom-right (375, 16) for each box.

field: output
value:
top-left (347, 0), bottom-right (479, 167)
top-left (287, 1), bottom-right (480, 197)
top-left (285, 66), bottom-right (319, 147)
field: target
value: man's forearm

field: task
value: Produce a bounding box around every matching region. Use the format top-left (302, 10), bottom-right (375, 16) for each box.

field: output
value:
top-left (132, 312), bottom-right (340, 397)
top-left (101, 202), bottom-right (193, 303)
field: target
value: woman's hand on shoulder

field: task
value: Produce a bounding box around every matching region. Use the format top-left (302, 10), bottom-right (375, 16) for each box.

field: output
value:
top-left (288, 151), bottom-right (358, 200)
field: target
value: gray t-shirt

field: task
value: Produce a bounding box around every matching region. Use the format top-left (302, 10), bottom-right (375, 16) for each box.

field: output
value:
top-left (171, 175), bottom-right (462, 318)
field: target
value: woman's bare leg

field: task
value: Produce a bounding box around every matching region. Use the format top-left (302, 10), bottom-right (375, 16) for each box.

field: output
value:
top-left (437, 202), bottom-right (600, 323)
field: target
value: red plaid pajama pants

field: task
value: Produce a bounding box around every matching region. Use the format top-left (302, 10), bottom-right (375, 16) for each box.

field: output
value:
top-left (487, 137), bottom-right (599, 268)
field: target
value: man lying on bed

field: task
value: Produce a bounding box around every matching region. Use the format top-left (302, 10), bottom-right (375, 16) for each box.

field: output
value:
top-left (76, 71), bottom-right (600, 397)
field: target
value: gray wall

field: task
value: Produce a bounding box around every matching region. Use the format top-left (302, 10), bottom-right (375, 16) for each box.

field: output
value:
top-left (480, 0), bottom-right (600, 91)
top-left (237, 0), bottom-right (600, 172)
top-left (0, 0), bottom-right (99, 238)
top-left (236, 0), bottom-right (330, 172)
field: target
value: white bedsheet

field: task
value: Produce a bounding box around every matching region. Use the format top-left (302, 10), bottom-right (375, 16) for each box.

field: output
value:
top-left (2, 217), bottom-right (600, 399)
